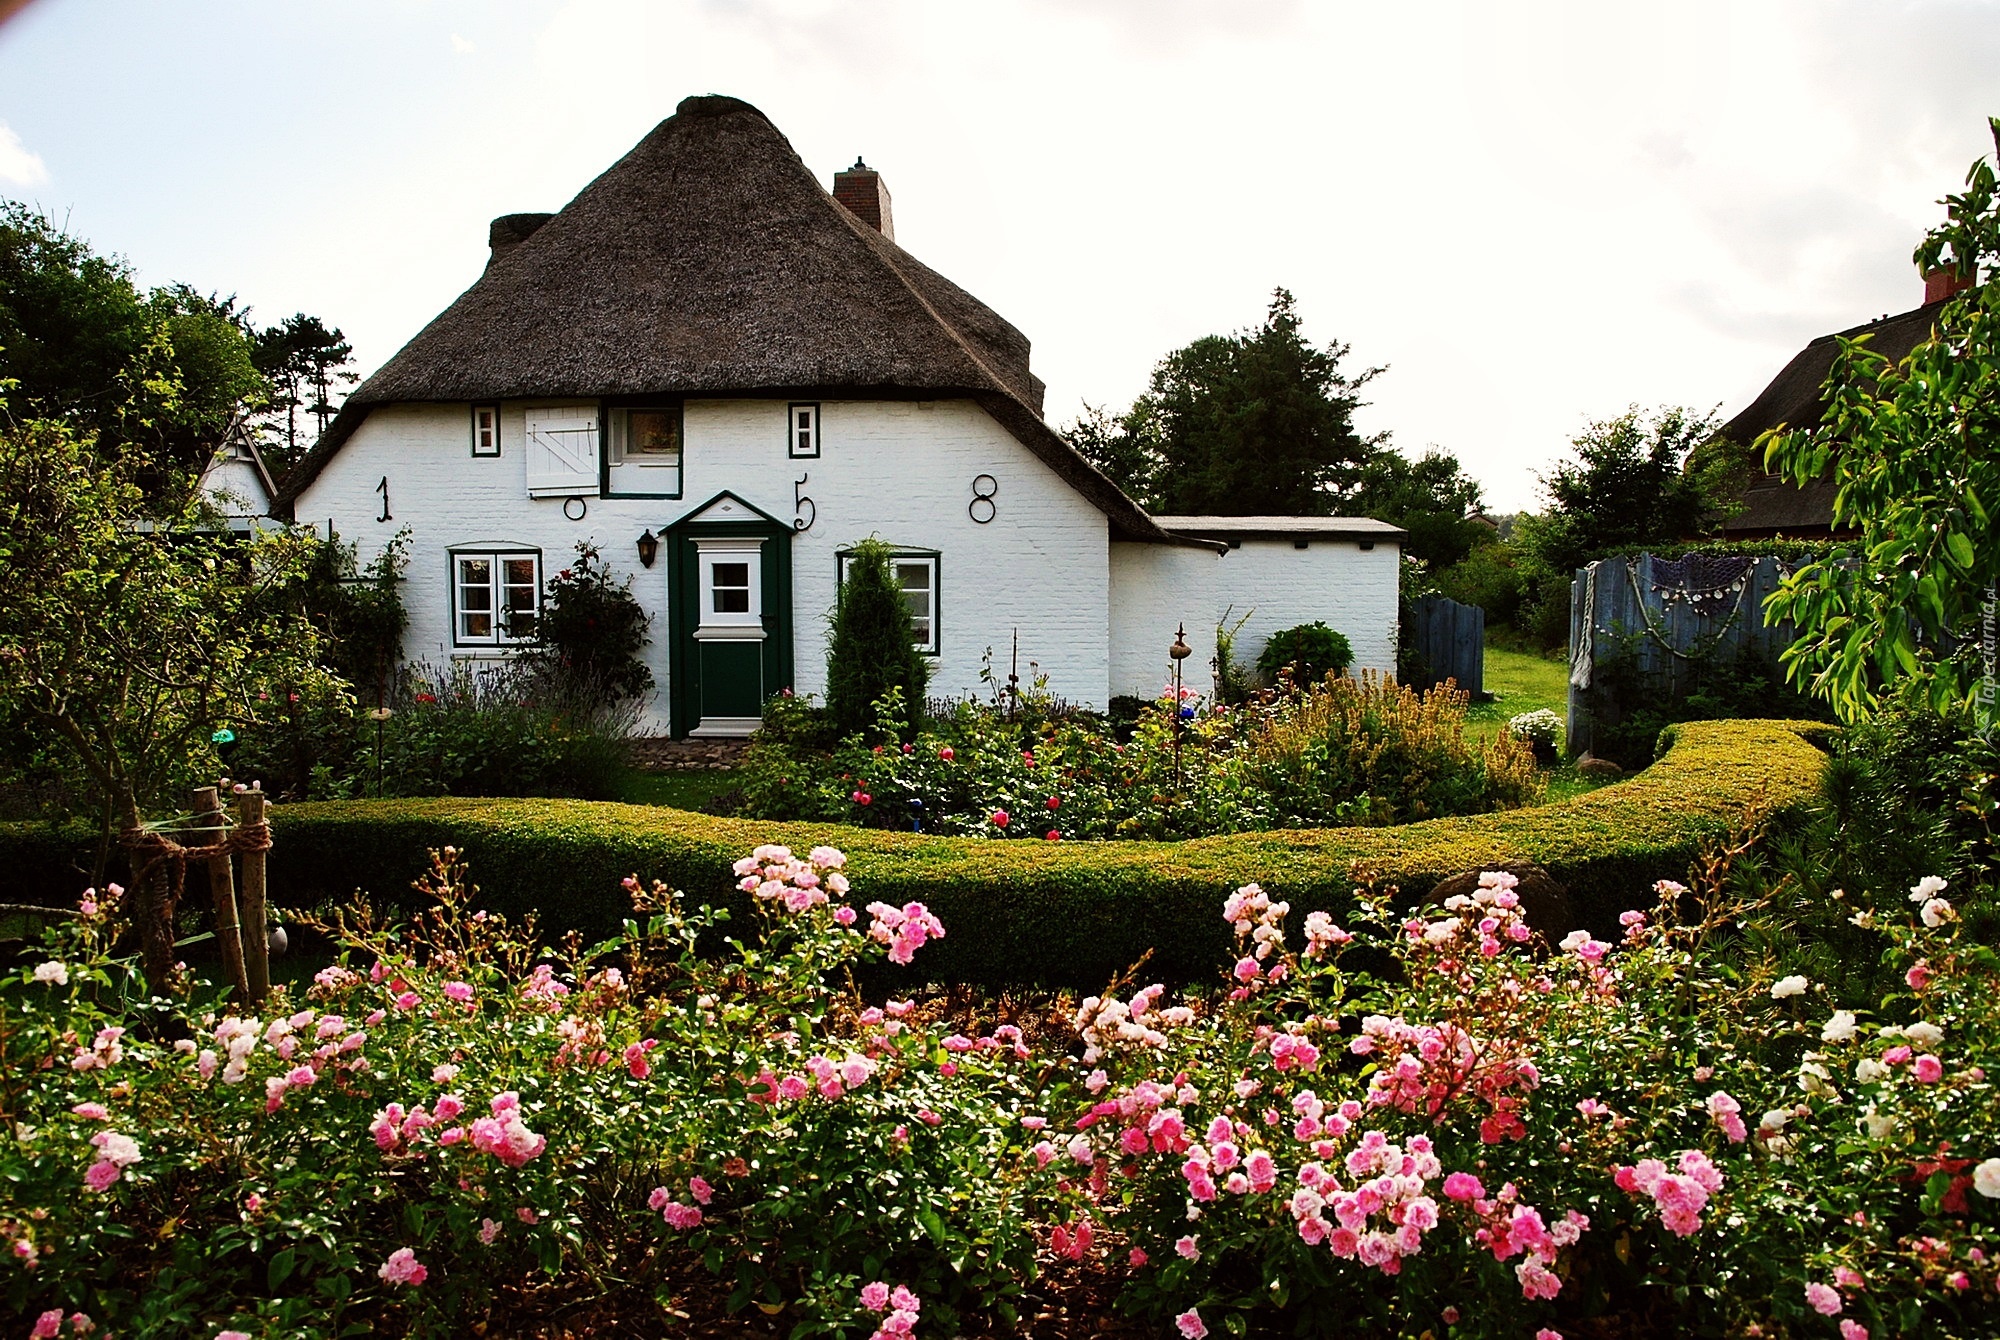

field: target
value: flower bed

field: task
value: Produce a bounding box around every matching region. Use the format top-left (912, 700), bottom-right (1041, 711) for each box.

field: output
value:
top-left (4, 819), bottom-right (1995, 1338)
top-left (0, 720), bottom-right (1833, 988)
top-left (735, 676), bottom-right (1541, 840)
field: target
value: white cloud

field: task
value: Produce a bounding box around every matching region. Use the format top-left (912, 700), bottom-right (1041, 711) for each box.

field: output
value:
top-left (0, 123), bottom-right (48, 186)
top-left (450, 32), bottom-right (475, 55)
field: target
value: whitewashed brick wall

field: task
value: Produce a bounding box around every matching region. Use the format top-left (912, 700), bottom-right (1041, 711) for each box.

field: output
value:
top-left (294, 398), bottom-right (1112, 729)
top-left (1107, 537), bottom-right (1401, 700)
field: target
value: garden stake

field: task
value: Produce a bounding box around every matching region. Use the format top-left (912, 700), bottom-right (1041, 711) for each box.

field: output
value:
top-left (238, 786), bottom-right (271, 1003)
top-left (192, 786), bottom-right (249, 1000)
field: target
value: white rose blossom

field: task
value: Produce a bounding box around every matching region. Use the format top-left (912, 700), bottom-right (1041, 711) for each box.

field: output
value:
top-left (1771, 975), bottom-right (1809, 999)
top-left (1820, 1010), bottom-right (1858, 1044)
top-left (1974, 1158), bottom-right (2000, 1200)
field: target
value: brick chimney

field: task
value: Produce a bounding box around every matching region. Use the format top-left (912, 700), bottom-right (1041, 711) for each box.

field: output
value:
top-left (832, 158), bottom-right (894, 241)
top-left (1924, 266), bottom-right (1975, 304)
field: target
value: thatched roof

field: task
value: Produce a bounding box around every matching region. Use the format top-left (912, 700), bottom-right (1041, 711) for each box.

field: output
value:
top-left (1717, 299), bottom-right (1944, 537)
top-left (273, 95), bottom-right (1179, 543)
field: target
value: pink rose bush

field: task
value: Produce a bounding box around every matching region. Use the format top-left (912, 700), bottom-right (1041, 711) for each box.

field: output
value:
top-left (4, 846), bottom-right (1998, 1338)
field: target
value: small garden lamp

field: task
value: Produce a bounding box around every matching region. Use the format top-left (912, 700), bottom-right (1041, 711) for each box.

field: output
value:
top-left (636, 529), bottom-right (660, 569)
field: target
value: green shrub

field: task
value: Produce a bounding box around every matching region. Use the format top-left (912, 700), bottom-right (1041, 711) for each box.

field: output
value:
top-left (531, 541), bottom-right (653, 702)
top-left (825, 538), bottom-right (928, 739)
top-left (1254, 621), bottom-right (1352, 684)
top-left (732, 678), bottom-right (1537, 841)
top-left (0, 718), bottom-right (1824, 989)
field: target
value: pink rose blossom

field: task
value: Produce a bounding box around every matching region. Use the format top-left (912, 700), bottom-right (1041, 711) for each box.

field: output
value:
top-left (1805, 1281), bottom-right (1842, 1315)
top-left (1840, 1323), bottom-right (1869, 1340)
top-left (378, 1247), bottom-right (428, 1287)
top-left (1175, 1309), bottom-right (1207, 1339)
top-left (1913, 1054), bottom-right (1944, 1083)
top-left (1129, 1247), bottom-right (1148, 1267)
top-left (1175, 1234), bottom-right (1201, 1261)
top-left (31, 1311), bottom-right (62, 1338)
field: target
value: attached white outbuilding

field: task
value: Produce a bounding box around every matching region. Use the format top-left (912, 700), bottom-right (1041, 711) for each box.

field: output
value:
top-left (274, 95), bottom-right (1403, 735)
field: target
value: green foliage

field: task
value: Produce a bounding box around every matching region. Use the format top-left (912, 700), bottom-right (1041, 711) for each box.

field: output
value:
top-left (1348, 448), bottom-right (1488, 570)
top-left (1431, 540), bottom-right (1527, 624)
top-left (0, 847), bottom-right (1057, 1337)
top-left (825, 538), bottom-right (928, 739)
top-left (1764, 119), bottom-right (2000, 724)
top-left (1512, 406), bottom-right (1723, 646)
top-left (0, 413), bottom-right (329, 837)
top-left (1579, 634), bottom-right (1833, 770)
top-left (297, 529), bottom-right (408, 705)
top-left (0, 202), bottom-right (265, 472)
top-left (1065, 288), bottom-right (1381, 515)
top-left (531, 542), bottom-right (654, 703)
top-left (0, 717), bottom-right (1818, 987)
top-left (249, 312), bottom-right (356, 472)
top-left (738, 675), bottom-right (1537, 845)
top-left (1254, 622), bottom-right (1353, 685)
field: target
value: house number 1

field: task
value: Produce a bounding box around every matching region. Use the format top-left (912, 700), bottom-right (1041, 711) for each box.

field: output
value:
top-left (376, 475), bottom-right (391, 522)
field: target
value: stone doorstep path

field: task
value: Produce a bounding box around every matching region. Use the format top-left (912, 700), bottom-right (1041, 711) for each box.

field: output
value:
top-left (626, 736), bottom-right (750, 772)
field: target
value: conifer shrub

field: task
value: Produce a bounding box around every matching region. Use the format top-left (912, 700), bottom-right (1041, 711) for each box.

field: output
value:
top-left (825, 538), bottom-right (929, 739)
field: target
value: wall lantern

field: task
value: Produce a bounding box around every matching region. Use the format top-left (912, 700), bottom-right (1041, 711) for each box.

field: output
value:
top-left (636, 529), bottom-right (660, 568)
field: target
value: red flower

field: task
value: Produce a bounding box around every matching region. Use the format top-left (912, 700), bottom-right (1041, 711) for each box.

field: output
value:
top-left (1046, 830), bottom-right (1061, 842)
top-left (992, 810), bottom-right (1010, 828)
top-left (1046, 796), bottom-right (1061, 810)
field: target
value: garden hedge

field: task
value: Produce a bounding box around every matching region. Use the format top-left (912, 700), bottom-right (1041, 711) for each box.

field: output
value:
top-left (0, 719), bottom-right (1831, 989)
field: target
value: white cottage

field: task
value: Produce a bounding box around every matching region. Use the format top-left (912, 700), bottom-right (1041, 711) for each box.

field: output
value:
top-left (274, 95), bottom-right (1402, 737)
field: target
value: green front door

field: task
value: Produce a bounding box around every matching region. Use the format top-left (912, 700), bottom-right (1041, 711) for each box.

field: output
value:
top-left (666, 495), bottom-right (793, 738)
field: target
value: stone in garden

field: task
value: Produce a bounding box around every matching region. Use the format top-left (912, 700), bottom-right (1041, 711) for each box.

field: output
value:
top-left (1576, 755), bottom-right (1624, 779)
top-left (1427, 863), bottom-right (1572, 935)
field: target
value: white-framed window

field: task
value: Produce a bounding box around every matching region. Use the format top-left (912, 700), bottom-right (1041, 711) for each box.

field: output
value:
top-left (694, 537), bottom-right (765, 639)
top-left (605, 405), bottom-right (683, 498)
top-left (837, 548), bottom-right (940, 656)
top-left (788, 402), bottom-right (820, 458)
top-left (451, 549), bottom-right (541, 646)
top-left (471, 404), bottom-right (501, 457)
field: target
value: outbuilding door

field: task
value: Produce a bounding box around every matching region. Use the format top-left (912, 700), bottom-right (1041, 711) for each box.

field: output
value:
top-left (666, 493), bottom-right (793, 738)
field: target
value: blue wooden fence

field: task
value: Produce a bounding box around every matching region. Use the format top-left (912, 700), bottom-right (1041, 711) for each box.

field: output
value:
top-left (1566, 553), bottom-right (1803, 756)
top-left (1406, 595), bottom-right (1485, 698)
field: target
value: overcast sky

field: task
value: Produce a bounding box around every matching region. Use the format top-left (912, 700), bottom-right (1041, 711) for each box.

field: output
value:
top-left (2, 0), bottom-right (1996, 510)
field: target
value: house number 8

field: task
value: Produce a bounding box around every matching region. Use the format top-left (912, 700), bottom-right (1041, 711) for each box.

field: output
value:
top-left (968, 473), bottom-right (997, 524)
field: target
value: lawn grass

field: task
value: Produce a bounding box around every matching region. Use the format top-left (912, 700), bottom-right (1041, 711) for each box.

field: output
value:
top-left (613, 767), bottom-right (745, 811)
top-left (1464, 640), bottom-right (1615, 800)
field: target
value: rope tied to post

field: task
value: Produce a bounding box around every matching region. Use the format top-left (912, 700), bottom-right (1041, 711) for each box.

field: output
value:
top-left (119, 814), bottom-right (274, 905)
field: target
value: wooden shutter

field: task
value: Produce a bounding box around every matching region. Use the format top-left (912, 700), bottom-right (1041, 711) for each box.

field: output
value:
top-left (524, 405), bottom-right (598, 497)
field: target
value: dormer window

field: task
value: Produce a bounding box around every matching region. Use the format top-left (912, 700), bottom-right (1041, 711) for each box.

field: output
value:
top-left (471, 404), bottom-right (500, 457)
top-left (789, 402), bottom-right (820, 458)
top-left (604, 404), bottom-right (683, 498)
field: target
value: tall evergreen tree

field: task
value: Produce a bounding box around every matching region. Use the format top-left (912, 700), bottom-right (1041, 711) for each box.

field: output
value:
top-left (251, 313), bottom-right (356, 470)
top-left (1064, 289), bottom-right (1381, 515)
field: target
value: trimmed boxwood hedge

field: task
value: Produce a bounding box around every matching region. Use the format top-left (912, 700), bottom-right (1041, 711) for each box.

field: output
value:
top-left (0, 719), bottom-right (1830, 989)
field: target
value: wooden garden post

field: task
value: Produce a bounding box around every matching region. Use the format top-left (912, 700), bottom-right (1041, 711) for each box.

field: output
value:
top-left (193, 786), bottom-right (250, 1000)
top-left (238, 786), bottom-right (271, 1003)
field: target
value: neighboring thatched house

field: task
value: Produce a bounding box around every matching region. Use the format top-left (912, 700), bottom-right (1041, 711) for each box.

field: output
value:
top-left (1714, 270), bottom-right (1970, 540)
top-left (273, 95), bottom-right (1402, 736)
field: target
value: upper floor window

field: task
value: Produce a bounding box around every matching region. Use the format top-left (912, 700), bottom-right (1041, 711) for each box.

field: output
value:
top-left (788, 402), bottom-right (820, 458)
top-left (605, 404), bottom-right (683, 498)
top-left (452, 549), bottom-right (540, 645)
top-left (471, 404), bottom-right (500, 457)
